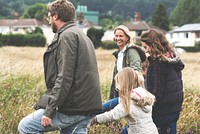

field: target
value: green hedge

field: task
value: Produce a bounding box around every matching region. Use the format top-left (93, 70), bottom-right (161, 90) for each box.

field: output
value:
top-left (101, 40), bottom-right (118, 49)
top-left (0, 33), bottom-right (46, 47)
top-left (87, 28), bottom-right (105, 48)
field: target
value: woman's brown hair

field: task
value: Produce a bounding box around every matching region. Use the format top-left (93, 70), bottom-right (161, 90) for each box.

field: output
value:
top-left (141, 29), bottom-right (175, 59)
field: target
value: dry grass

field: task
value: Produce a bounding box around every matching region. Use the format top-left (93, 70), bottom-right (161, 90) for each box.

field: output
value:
top-left (1, 46), bottom-right (200, 88)
top-left (0, 46), bottom-right (199, 133)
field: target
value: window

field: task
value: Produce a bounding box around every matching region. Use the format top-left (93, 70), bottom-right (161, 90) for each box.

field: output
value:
top-left (184, 33), bottom-right (188, 38)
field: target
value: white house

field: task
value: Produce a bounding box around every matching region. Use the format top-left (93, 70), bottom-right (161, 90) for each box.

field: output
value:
top-left (0, 19), bottom-right (55, 45)
top-left (166, 23), bottom-right (200, 47)
top-left (101, 12), bottom-right (166, 42)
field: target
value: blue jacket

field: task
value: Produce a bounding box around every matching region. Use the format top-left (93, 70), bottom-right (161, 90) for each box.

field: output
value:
top-left (146, 56), bottom-right (185, 117)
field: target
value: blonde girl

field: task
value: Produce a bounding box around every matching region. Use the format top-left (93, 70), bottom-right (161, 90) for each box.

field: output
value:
top-left (92, 67), bottom-right (158, 134)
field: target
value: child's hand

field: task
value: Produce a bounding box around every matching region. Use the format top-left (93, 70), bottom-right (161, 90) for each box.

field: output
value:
top-left (91, 117), bottom-right (97, 126)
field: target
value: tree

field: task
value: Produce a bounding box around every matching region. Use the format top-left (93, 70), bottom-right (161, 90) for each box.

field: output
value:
top-left (22, 3), bottom-right (47, 22)
top-left (87, 28), bottom-right (105, 48)
top-left (152, 3), bottom-right (169, 31)
top-left (171, 0), bottom-right (200, 26)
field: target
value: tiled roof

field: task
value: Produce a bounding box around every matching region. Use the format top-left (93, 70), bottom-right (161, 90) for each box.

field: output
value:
top-left (173, 23), bottom-right (200, 32)
top-left (0, 19), bottom-right (42, 27)
top-left (124, 21), bottom-right (166, 33)
top-left (125, 21), bottom-right (150, 31)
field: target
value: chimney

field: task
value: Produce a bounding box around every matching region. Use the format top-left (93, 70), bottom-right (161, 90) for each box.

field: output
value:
top-left (134, 12), bottom-right (141, 22)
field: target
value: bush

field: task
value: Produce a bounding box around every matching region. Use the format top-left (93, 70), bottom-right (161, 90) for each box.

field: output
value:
top-left (101, 40), bottom-right (118, 50)
top-left (0, 34), bottom-right (46, 47)
top-left (87, 28), bottom-right (105, 48)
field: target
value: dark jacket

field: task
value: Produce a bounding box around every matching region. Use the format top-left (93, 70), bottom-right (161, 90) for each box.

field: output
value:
top-left (110, 45), bottom-right (146, 99)
top-left (34, 22), bottom-right (102, 118)
top-left (146, 57), bottom-right (185, 117)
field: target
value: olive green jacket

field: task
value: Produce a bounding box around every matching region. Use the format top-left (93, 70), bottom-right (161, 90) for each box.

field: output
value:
top-left (110, 44), bottom-right (146, 99)
top-left (34, 22), bottom-right (102, 118)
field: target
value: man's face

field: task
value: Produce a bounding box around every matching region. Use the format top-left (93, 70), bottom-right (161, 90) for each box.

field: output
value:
top-left (47, 12), bottom-right (58, 33)
top-left (52, 21), bottom-right (57, 33)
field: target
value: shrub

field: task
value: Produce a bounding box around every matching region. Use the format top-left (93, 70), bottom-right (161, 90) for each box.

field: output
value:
top-left (101, 40), bottom-right (118, 50)
top-left (0, 34), bottom-right (46, 47)
top-left (87, 28), bottom-right (105, 48)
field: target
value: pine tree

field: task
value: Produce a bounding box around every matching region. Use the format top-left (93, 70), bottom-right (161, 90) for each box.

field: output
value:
top-left (152, 3), bottom-right (169, 31)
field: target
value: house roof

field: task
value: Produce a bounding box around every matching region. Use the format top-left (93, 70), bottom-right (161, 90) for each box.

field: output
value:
top-left (0, 19), bottom-right (43, 27)
top-left (172, 23), bottom-right (200, 32)
top-left (124, 21), bottom-right (166, 34)
top-left (125, 21), bottom-right (149, 31)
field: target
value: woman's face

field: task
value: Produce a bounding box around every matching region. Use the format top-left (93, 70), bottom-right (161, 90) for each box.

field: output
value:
top-left (114, 29), bottom-right (128, 50)
top-left (141, 41), bottom-right (151, 56)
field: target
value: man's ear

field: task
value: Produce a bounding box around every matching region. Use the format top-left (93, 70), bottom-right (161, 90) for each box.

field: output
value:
top-left (54, 14), bottom-right (59, 21)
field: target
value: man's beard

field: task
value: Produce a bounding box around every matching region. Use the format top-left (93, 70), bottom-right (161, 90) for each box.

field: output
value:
top-left (52, 22), bottom-right (57, 33)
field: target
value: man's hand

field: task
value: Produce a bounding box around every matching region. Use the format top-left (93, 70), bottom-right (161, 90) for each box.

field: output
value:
top-left (41, 115), bottom-right (52, 127)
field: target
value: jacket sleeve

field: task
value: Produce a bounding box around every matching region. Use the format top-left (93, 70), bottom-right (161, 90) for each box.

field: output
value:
top-left (44, 34), bottom-right (77, 118)
top-left (96, 103), bottom-right (127, 124)
top-left (126, 48), bottom-right (142, 72)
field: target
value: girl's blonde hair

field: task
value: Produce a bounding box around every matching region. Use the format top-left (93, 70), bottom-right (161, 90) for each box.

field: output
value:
top-left (114, 67), bottom-right (141, 115)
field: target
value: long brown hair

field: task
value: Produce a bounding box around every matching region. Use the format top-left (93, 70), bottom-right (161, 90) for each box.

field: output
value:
top-left (141, 29), bottom-right (175, 59)
top-left (114, 67), bottom-right (140, 115)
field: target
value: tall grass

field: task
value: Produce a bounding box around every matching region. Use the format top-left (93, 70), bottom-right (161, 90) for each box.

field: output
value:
top-left (0, 47), bottom-right (200, 133)
top-left (0, 73), bottom-right (199, 133)
top-left (0, 73), bottom-right (45, 133)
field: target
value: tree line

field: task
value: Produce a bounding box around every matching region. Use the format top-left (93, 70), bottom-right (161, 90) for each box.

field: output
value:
top-left (0, 0), bottom-right (200, 30)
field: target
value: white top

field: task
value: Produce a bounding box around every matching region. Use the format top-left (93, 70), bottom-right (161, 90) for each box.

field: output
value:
top-left (117, 46), bottom-right (127, 71)
top-left (96, 87), bottom-right (158, 134)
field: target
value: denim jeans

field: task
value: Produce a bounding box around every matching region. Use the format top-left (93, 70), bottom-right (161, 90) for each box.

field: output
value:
top-left (102, 97), bottom-right (119, 112)
top-left (18, 109), bottom-right (93, 134)
top-left (153, 112), bottom-right (180, 134)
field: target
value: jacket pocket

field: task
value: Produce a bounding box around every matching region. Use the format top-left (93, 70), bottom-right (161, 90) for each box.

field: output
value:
top-left (34, 94), bottom-right (50, 110)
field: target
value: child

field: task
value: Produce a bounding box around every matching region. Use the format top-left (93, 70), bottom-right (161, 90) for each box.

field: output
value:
top-left (92, 67), bottom-right (158, 134)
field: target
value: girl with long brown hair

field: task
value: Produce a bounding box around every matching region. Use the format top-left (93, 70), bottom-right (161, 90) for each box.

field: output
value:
top-left (141, 29), bottom-right (185, 134)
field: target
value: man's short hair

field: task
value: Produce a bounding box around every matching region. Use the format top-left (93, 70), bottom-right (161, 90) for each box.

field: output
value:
top-left (48, 0), bottom-right (75, 22)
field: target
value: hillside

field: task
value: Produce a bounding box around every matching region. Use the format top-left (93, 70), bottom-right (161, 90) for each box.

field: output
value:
top-left (0, 0), bottom-right (178, 21)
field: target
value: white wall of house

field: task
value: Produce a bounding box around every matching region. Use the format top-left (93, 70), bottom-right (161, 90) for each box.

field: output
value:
top-left (101, 30), bottom-right (114, 41)
top-left (40, 26), bottom-right (55, 45)
top-left (166, 32), bottom-right (196, 47)
top-left (0, 26), bottom-right (10, 34)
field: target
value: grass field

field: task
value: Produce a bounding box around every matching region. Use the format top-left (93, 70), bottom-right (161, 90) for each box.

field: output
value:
top-left (1, 46), bottom-right (200, 87)
top-left (0, 46), bottom-right (199, 133)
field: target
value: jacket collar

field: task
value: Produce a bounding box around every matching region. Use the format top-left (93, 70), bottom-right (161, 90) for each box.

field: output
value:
top-left (50, 21), bottom-right (75, 45)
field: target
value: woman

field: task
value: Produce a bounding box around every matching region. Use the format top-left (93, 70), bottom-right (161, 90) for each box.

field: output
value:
top-left (109, 25), bottom-right (146, 99)
top-left (141, 29), bottom-right (185, 134)
top-left (92, 67), bottom-right (158, 134)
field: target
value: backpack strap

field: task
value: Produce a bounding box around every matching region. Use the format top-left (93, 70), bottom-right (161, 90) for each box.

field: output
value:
top-left (126, 44), bottom-right (147, 63)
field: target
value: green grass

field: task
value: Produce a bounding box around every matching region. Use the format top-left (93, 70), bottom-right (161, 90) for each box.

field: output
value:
top-left (0, 73), bottom-right (199, 133)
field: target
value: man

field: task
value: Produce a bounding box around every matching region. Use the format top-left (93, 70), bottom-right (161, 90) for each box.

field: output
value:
top-left (18, 0), bottom-right (102, 133)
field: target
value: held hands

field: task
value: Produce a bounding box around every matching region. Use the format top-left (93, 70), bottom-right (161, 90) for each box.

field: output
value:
top-left (41, 115), bottom-right (52, 127)
top-left (91, 117), bottom-right (97, 126)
